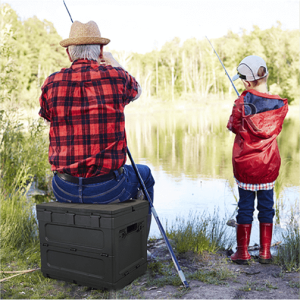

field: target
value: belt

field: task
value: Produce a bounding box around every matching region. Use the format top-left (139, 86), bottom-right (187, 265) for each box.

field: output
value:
top-left (55, 167), bottom-right (124, 184)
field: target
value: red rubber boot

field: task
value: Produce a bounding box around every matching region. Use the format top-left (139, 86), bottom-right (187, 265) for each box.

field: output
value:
top-left (259, 223), bottom-right (273, 264)
top-left (231, 224), bottom-right (252, 265)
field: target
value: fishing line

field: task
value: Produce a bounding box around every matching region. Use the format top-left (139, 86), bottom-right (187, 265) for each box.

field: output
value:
top-left (63, 0), bottom-right (73, 23)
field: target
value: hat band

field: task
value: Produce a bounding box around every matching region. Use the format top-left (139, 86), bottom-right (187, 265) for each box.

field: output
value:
top-left (60, 36), bottom-right (110, 47)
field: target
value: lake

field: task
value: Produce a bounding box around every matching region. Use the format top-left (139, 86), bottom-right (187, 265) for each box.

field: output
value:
top-left (124, 101), bottom-right (300, 247)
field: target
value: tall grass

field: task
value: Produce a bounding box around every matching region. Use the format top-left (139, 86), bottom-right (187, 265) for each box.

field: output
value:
top-left (166, 210), bottom-right (234, 254)
top-left (0, 166), bottom-right (38, 251)
top-left (0, 109), bottom-right (50, 257)
top-left (275, 220), bottom-right (300, 272)
top-left (0, 110), bottom-right (50, 191)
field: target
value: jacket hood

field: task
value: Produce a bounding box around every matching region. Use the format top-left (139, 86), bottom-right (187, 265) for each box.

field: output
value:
top-left (241, 90), bottom-right (288, 139)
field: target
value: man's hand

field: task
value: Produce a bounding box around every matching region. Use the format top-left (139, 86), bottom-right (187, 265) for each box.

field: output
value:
top-left (100, 52), bottom-right (124, 69)
top-left (44, 119), bottom-right (51, 126)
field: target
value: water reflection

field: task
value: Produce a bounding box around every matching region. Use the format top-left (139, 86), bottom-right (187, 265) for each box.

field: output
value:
top-left (125, 105), bottom-right (300, 244)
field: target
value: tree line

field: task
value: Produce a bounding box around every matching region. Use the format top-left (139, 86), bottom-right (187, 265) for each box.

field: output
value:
top-left (0, 4), bottom-right (69, 107)
top-left (1, 3), bottom-right (299, 107)
top-left (125, 25), bottom-right (299, 103)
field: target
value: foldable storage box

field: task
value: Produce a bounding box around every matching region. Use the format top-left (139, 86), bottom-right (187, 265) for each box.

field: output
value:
top-left (36, 200), bottom-right (149, 290)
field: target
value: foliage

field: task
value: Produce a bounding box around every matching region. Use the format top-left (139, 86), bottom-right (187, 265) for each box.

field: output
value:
top-left (126, 24), bottom-right (299, 103)
top-left (0, 3), bottom-right (69, 108)
top-left (1, 4), bottom-right (299, 108)
top-left (166, 210), bottom-right (234, 254)
top-left (0, 109), bottom-right (51, 255)
top-left (274, 220), bottom-right (300, 272)
top-left (0, 165), bottom-right (38, 251)
top-left (0, 4), bottom-right (18, 102)
top-left (0, 110), bottom-right (51, 193)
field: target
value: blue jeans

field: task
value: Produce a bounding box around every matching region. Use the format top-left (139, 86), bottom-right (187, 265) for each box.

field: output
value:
top-left (237, 188), bottom-right (274, 224)
top-left (52, 164), bottom-right (155, 207)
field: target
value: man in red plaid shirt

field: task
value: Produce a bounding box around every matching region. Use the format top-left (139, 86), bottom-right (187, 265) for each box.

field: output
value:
top-left (39, 21), bottom-right (155, 232)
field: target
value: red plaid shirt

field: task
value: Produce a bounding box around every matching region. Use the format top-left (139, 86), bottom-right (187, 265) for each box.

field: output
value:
top-left (39, 59), bottom-right (139, 177)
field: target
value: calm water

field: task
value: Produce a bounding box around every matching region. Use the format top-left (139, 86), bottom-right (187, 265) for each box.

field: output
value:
top-left (124, 104), bottom-right (300, 246)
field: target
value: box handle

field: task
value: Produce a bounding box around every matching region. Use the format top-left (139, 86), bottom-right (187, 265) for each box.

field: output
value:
top-left (119, 222), bottom-right (144, 239)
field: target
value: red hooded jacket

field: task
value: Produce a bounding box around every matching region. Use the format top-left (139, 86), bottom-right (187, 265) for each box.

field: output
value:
top-left (227, 89), bottom-right (288, 184)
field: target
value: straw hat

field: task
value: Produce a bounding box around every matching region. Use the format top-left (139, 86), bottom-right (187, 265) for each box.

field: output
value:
top-left (60, 21), bottom-right (110, 47)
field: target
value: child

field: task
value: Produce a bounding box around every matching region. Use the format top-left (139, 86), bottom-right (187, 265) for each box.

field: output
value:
top-left (227, 55), bottom-right (288, 264)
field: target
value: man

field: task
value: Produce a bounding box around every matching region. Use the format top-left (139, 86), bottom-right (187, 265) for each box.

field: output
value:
top-left (39, 21), bottom-right (155, 233)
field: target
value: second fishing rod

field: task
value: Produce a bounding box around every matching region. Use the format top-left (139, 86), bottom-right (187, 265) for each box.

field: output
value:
top-left (206, 36), bottom-right (240, 97)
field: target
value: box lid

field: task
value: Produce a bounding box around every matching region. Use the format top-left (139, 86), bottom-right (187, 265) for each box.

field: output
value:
top-left (36, 199), bottom-right (148, 217)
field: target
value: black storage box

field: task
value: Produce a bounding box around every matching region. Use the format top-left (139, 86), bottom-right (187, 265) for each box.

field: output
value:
top-left (36, 200), bottom-right (149, 290)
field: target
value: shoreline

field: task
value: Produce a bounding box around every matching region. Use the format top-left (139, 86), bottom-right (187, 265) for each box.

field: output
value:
top-left (2, 96), bottom-right (299, 122)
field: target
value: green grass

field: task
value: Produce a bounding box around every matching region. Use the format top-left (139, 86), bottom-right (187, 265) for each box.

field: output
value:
top-left (0, 168), bottom-right (38, 250)
top-left (274, 220), bottom-right (300, 272)
top-left (0, 269), bottom-right (110, 299)
top-left (289, 281), bottom-right (300, 289)
top-left (187, 260), bottom-right (235, 286)
top-left (0, 110), bottom-right (50, 257)
top-left (165, 210), bottom-right (234, 254)
top-left (146, 257), bottom-right (236, 288)
top-left (239, 280), bottom-right (278, 292)
top-left (0, 110), bottom-right (52, 196)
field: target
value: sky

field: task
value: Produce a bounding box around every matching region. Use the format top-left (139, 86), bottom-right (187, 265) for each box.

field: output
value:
top-left (1, 0), bottom-right (299, 54)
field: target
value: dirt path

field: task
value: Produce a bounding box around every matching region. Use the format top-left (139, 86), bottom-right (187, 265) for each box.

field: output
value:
top-left (138, 257), bottom-right (299, 299)
top-left (70, 239), bottom-right (299, 299)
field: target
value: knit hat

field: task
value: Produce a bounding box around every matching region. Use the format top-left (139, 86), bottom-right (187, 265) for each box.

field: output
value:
top-left (232, 55), bottom-right (268, 81)
top-left (60, 21), bottom-right (110, 47)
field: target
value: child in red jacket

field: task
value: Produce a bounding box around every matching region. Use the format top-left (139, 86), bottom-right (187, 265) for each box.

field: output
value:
top-left (227, 55), bottom-right (288, 264)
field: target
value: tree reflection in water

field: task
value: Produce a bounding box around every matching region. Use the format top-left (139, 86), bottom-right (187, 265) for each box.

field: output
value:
top-left (125, 104), bottom-right (299, 239)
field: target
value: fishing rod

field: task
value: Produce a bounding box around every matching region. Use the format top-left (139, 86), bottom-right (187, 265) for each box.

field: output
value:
top-left (206, 36), bottom-right (240, 97)
top-left (62, 0), bottom-right (189, 289)
top-left (127, 149), bottom-right (189, 288)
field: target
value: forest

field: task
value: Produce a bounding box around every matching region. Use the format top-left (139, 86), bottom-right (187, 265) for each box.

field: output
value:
top-left (1, 3), bottom-right (299, 108)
